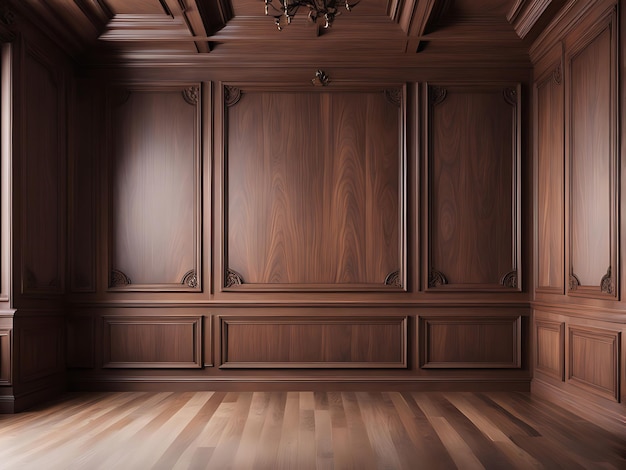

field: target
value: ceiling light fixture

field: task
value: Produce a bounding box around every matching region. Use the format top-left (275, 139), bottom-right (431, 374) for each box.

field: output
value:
top-left (264, 0), bottom-right (357, 31)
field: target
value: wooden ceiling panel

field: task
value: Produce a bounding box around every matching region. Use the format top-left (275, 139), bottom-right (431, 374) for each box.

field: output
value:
top-left (231, 0), bottom-right (391, 17)
top-left (105, 0), bottom-right (169, 15)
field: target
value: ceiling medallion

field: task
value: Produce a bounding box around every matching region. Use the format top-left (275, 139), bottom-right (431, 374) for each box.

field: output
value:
top-left (265, 0), bottom-right (358, 31)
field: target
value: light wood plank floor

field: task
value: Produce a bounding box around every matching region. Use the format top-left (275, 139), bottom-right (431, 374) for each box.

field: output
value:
top-left (0, 391), bottom-right (624, 469)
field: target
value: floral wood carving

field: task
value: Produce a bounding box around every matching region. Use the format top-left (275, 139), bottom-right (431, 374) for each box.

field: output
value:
top-left (600, 267), bottom-right (613, 294)
top-left (225, 269), bottom-right (244, 287)
top-left (111, 269), bottom-right (131, 287)
top-left (224, 86), bottom-right (242, 107)
top-left (182, 86), bottom-right (199, 105)
top-left (569, 273), bottom-right (580, 291)
top-left (384, 270), bottom-right (402, 288)
top-left (552, 63), bottom-right (562, 84)
top-left (429, 86), bottom-right (447, 105)
top-left (503, 87), bottom-right (517, 106)
top-left (23, 268), bottom-right (36, 289)
top-left (0, 2), bottom-right (14, 26)
top-left (311, 69), bottom-right (329, 87)
top-left (428, 269), bottom-right (448, 288)
top-left (384, 88), bottom-right (402, 107)
top-left (181, 270), bottom-right (198, 288)
top-left (500, 270), bottom-right (518, 288)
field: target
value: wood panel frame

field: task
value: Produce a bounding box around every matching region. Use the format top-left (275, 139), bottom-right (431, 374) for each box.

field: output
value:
top-left (424, 82), bottom-right (522, 292)
top-left (102, 315), bottom-right (203, 369)
top-left (535, 319), bottom-right (565, 380)
top-left (0, 328), bottom-right (10, 384)
top-left (420, 315), bottom-right (522, 368)
top-left (565, 7), bottom-right (618, 300)
top-left (105, 83), bottom-right (203, 293)
top-left (218, 82), bottom-right (407, 293)
top-left (219, 315), bottom-right (408, 369)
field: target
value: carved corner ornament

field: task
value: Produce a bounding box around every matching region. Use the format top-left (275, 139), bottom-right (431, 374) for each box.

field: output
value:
top-left (500, 270), bottom-right (518, 288)
top-left (181, 270), bottom-right (198, 288)
top-left (429, 86), bottom-right (447, 106)
top-left (182, 86), bottom-right (199, 105)
top-left (601, 267), bottom-right (613, 295)
top-left (311, 69), bottom-right (330, 87)
top-left (111, 269), bottom-right (131, 287)
top-left (503, 87), bottom-right (517, 106)
top-left (384, 88), bottom-right (402, 107)
top-left (225, 268), bottom-right (244, 287)
top-left (384, 270), bottom-right (402, 288)
top-left (428, 269), bottom-right (448, 288)
top-left (569, 273), bottom-right (580, 291)
top-left (224, 86), bottom-right (242, 107)
top-left (552, 63), bottom-right (562, 85)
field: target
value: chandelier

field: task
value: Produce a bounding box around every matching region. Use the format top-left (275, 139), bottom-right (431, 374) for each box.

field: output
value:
top-left (264, 0), bottom-right (357, 31)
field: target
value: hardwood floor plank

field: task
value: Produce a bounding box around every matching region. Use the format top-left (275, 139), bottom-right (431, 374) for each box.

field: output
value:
top-left (341, 391), bottom-right (377, 470)
top-left (275, 391), bottom-right (300, 470)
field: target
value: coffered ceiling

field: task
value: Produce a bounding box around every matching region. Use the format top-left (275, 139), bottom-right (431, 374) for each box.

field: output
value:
top-left (7, 0), bottom-right (567, 66)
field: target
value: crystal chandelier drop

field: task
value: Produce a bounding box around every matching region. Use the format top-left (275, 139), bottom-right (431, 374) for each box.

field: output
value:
top-left (264, 0), bottom-right (357, 31)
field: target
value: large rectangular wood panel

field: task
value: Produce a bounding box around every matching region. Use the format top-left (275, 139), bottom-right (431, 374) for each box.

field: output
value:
top-left (224, 87), bottom-right (404, 291)
top-left (420, 315), bottom-right (522, 368)
top-left (426, 83), bottom-right (520, 291)
top-left (566, 9), bottom-right (617, 298)
top-left (103, 315), bottom-right (203, 368)
top-left (535, 319), bottom-right (564, 380)
top-left (108, 84), bottom-right (201, 291)
top-left (568, 325), bottom-right (620, 402)
top-left (220, 316), bottom-right (407, 368)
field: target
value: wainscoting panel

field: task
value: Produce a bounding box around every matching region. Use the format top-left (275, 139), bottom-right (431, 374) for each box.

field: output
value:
top-left (67, 314), bottom-right (95, 369)
top-left (220, 315), bottom-right (407, 368)
top-left (535, 319), bottom-right (564, 380)
top-left (426, 83), bottom-right (520, 291)
top-left (18, 318), bottom-right (64, 383)
top-left (420, 315), bottom-right (522, 368)
top-left (0, 328), bottom-right (10, 384)
top-left (568, 325), bottom-right (620, 401)
top-left (103, 315), bottom-right (202, 368)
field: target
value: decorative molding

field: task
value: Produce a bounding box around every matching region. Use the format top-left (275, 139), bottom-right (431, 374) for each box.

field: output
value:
top-left (311, 69), bottom-right (330, 87)
top-left (384, 88), bottom-right (402, 107)
top-left (23, 268), bottom-right (37, 290)
top-left (111, 269), bottom-right (131, 287)
top-left (224, 86), bottom-right (242, 107)
top-left (384, 270), bottom-right (402, 288)
top-left (569, 273), bottom-right (580, 291)
top-left (428, 269), bottom-right (448, 288)
top-left (225, 269), bottom-right (244, 287)
top-left (600, 267), bottom-right (613, 294)
top-left (503, 87), bottom-right (518, 106)
top-left (429, 86), bottom-right (447, 105)
top-left (181, 270), bottom-right (198, 288)
top-left (500, 270), bottom-right (518, 288)
top-left (114, 89), bottom-right (132, 106)
top-left (182, 86), bottom-right (199, 105)
top-left (552, 63), bottom-right (562, 84)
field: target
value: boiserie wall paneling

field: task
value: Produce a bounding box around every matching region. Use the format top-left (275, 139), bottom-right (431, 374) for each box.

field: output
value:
top-left (425, 83), bottom-right (521, 291)
top-left (223, 86), bottom-right (404, 291)
top-left (107, 84), bottom-right (202, 291)
top-left (102, 315), bottom-right (203, 368)
top-left (535, 318), bottom-right (564, 380)
top-left (0, 328), bottom-right (10, 384)
top-left (568, 325), bottom-right (620, 402)
top-left (566, 6), bottom-right (617, 299)
top-left (19, 40), bottom-right (65, 295)
top-left (220, 315), bottom-right (407, 368)
top-left (420, 314), bottom-right (522, 368)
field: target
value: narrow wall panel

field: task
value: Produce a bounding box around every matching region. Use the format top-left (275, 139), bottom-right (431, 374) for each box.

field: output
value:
top-left (67, 314), bottom-right (94, 369)
top-left (0, 329), bottom-right (10, 384)
top-left (103, 316), bottom-right (202, 368)
top-left (18, 319), bottom-right (64, 383)
top-left (421, 316), bottom-right (522, 368)
top-left (535, 319), bottom-right (564, 380)
top-left (220, 316), bottom-right (407, 368)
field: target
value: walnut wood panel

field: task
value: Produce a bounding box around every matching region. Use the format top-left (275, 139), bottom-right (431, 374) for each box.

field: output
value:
top-left (220, 316), bottom-right (407, 368)
top-left (20, 42), bottom-right (65, 294)
top-left (420, 315), bottom-right (522, 368)
top-left (568, 325), bottom-right (620, 402)
top-left (66, 314), bottom-right (94, 369)
top-left (0, 328), bottom-right (10, 384)
top-left (426, 83), bottom-right (520, 291)
top-left (108, 85), bottom-right (201, 291)
top-left (567, 9), bottom-right (617, 298)
top-left (535, 319), bottom-right (564, 380)
top-left (225, 89), bottom-right (403, 290)
top-left (17, 317), bottom-right (64, 383)
top-left (102, 315), bottom-right (202, 368)
top-left (535, 59), bottom-right (564, 293)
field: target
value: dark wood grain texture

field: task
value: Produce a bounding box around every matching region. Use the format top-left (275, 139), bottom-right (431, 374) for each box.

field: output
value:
top-left (534, 318), bottom-right (564, 381)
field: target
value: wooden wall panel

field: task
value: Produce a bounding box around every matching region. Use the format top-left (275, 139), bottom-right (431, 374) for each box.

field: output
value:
top-left (427, 84), bottom-right (520, 290)
top-left (568, 326), bottom-right (620, 402)
top-left (535, 58), bottom-right (564, 293)
top-left (0, 329), bottom-right (10, 384)
top-left (220, 316), bottom-right (407, 368)
top-left (20, 42), bottom-right (65, 294)
top-left (421, 315), bottom-right (522, 368)
top-left (66, 314), bottom-right (94, 368)
top-left (567, 10), bottom-right (617, 297)
top-left (18, 319), bottom-right (64, 383)
top-left (225, 88), bottom-right (403, 290)
top-left (108, 85), bottom-right (201, 290)
top-left (103, 315), bottom-right (202, 368)
top-left (535, 319), bottom-right (564, 380)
